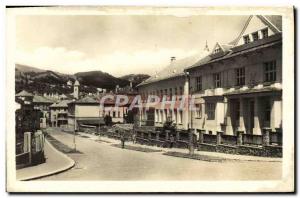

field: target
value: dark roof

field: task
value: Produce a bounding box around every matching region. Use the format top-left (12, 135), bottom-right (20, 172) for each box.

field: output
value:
top-left (33, 95), bottom-right (56, 104)
top-left (16, 90), bottom-right (33, 97)
top-left (50, 100), bottom-right (72, 108)
top-left (75, 95), bottom-right (99, 104)
top-left (138, 52), bottom-right (209, 86)
top-left (186, 34), bottom-right (281, 71)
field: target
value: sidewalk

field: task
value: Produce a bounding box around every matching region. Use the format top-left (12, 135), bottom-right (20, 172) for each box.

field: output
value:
top-left (77, 131), bottom-right (282, 162)
top-left (16, 139), bottom-right (75, 181)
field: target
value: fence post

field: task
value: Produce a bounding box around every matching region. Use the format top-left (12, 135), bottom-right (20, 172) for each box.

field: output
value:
top-left (188, 129), bottom-right (194, 155)
top-left (141, 131), bottom-right (144, 139)
top-left (176, 130), bottom-right (180, 141)
top-left (199, 130), bottom-right (204, 144)
top-left (217, 131), bottom-right (223, 145)
top-left (24, 132), bottom-right (32, 165)
top-left (262, 127), bottom-right (271, 146)
top-left (237, 130), bottom-right (244, 146)
top-left (165, 130), bottom-right (170, 141)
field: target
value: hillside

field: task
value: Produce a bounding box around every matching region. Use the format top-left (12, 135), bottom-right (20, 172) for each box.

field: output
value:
top-left (74, 71), bottom-right (129, 90)
top-left (119, 74), bottom-right (150, 86)
top-left (15, 64), bottom-right (149, 95)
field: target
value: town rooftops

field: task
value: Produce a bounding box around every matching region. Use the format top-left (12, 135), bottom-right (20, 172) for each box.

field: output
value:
top-left (16, 90), bottom-right (33, 97)
top-left (33, 95), bottom-right (57, 104)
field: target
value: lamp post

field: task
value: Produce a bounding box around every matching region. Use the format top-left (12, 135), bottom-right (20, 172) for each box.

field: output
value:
top-left (72, 99), bottom-right (76, 151)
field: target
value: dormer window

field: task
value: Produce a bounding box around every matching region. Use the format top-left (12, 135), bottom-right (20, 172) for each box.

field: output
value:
top-left (214, 47), bottom-right (221, 54)
top-left (243, 35), bottom-right (250, 44)
top-left (252, 32), bottom-right (259, 41)
top-left (261, 28), bottom-right (268, 39)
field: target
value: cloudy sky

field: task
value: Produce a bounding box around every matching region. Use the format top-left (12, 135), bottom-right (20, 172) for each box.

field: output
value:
top-left (16, 15), bottom-right (249, 77)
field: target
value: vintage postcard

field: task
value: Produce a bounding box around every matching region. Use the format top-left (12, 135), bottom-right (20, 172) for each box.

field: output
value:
top-left (6, 6), bottom-right (294, 192)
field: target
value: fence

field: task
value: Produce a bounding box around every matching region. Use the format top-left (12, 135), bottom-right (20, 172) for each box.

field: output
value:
top-left (16, 131), bottom-right (45, 169)
top-left (243, 134), bottom-right (263, 145)
top-left (221, 135), bottom-right (237, 145)
top-left (203, 134), bottom-right (217, 144)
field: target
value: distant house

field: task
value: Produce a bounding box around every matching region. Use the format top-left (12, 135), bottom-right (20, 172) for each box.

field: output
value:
top-left (67, 80), bottom-right (73, 87)
top-left (50, 100), bottom-right (72, 127)
top-left (33, 95), bottom-right (57, 127)
top-left (67, 94), bottom-right (133, 131)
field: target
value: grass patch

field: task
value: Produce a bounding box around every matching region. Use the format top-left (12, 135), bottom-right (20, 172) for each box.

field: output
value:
top-left (111, 144), bottom-right (162, 153)
top-left (46, 135), bottom-right (82, 154)
top-left (163, 151), bottom-right (227, 162)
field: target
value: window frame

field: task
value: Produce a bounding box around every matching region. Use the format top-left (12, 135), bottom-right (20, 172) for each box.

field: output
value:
top-left (261, 28), bottom-right (268, 39)
top-left (213, 73), bottom-right (221, 88)
top-left (252, 31), bottom-right (259, 41)
top-left (196, 76), bottom-right (202, 91)
top-left (235, 67), bottom-right (245, 86)
top-left (243, 35), bottom-right (250, 44)
top-left (206, 103), bottom-right (215, 120)
top-left (264, 61), bottom-right (277, 82)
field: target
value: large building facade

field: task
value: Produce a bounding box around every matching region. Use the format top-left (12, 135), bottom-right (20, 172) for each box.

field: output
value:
top-left (137, 52), bottom-right (209, 130)
top-left (137, 15), bottom-right (282, 137)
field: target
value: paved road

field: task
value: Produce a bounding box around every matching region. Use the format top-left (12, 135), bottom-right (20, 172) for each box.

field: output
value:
top-left (40, 129), bottom-right (282, 181)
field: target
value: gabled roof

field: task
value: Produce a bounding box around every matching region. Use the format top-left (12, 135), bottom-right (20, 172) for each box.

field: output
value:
top-left (186, 33), bottom-right (281, 71)
top-left (230, 15), bottom-right (282, 46)
top-left (75, 95), bottom-right (98, 104)
top-left (138, 53), bottom-right (208, 86)
top-left (50, 100), bottom-right (72, 108)
top-left (16, 90), bottom-right (33, 97)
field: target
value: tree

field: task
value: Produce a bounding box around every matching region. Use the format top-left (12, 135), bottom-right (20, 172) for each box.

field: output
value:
top-left (104, 115), bottom-right (112, 126)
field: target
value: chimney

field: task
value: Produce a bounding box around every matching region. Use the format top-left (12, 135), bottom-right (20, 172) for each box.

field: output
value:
top-left (170, 56), bottom-right (176, 63)
top-left (204, 40), bottom-right (209, 52)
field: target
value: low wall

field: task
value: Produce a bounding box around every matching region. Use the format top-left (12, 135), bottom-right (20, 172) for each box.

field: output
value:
top-left (198, 143), bottom-right (282, 157)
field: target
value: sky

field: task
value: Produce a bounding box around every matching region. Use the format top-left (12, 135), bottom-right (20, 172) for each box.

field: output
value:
top-left (16, 15), bottom-right (249, 77)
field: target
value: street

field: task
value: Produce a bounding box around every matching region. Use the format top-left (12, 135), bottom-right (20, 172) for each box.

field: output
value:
top-left (40, 128), bottom-right (282, 181)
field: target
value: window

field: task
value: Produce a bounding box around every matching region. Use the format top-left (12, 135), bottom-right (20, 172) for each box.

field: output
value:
top-left (261, 28), bottom-right (268, 39)
top-left (206, 103), bottom-right (215, 120)
top-left (196, 76), bottom-right (202, 91)
top-left (236, 67), bottom-right (245, 86)
top-left (178, 110), bottom-right (183, 124)
top-left (195, 104), bottom-right (202, 118)
top-left (174, 87), bottom-right (178, 100)
top-left (160, 90), bottom-right (163, 99)
top-left (264, 61), bottom-right (277, 82)
top-left (164, 89), bottom-right (168, 100)
top-left (113, 111), bottom-right (116, 118)
top-left (179, 86), bottom-right (183, 95)
top-left (252, 32), bottom-right (259, 41)
top-left (213, 73), bottom-right (221, 88)
top-left (214, 47), bottom-right (221, 54)
top-left (169, 88), bottom-right (172, 100)
top-left (243, 35), bottom-right (250, 44)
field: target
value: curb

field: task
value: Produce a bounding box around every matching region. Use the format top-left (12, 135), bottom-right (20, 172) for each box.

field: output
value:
top-left (19, 139), bottom-right (75, 181)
